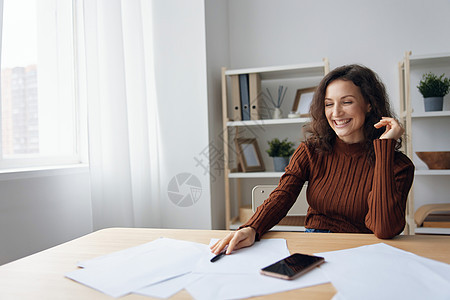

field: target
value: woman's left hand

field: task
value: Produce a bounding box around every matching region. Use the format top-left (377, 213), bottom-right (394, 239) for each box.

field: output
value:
top-left (374, 117), bottom-right (404, 140)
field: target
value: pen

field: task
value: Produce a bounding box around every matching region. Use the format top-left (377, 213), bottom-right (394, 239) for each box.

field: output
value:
top-left (210, 251), bottom-right (226, 263)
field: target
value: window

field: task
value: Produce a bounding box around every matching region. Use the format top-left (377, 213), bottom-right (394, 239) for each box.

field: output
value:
top-left (0, 0), bottom-right (85, 169)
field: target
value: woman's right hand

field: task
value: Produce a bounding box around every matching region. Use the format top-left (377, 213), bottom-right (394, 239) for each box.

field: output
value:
top-left (210, 227), bottom-right (256, 255)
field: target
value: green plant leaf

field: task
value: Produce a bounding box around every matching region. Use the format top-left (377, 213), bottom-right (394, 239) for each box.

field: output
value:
top-left (417, 72), bottom-right (450, 97)
top-left (266, 138), bottom-right (295, 157)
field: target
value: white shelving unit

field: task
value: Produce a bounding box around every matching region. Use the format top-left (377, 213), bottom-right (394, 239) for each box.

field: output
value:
top-left (398, 51), bottom-right (450, 235)
top-left (226, 117), bottom-right (310, 127)
top-left (411, 111), bottom-right (450, 118)
top-left (221, 60), bottom-right (329, 230)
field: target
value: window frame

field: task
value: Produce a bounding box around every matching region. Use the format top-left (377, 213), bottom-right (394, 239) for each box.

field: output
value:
top-left (0, 0), bottom-right (88, 172)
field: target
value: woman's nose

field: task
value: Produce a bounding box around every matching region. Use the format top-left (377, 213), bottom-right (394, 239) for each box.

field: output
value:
top-left (333, 104), bottom-right (343, 116)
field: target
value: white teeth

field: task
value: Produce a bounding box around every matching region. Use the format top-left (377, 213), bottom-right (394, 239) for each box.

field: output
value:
top-left (334, 119), bottom-right (350, 125)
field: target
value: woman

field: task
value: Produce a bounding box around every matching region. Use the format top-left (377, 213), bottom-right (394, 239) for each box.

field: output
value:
top-left (212, 64), bottom-right (414, 256)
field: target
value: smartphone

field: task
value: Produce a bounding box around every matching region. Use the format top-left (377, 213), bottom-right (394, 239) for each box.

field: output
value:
top-left (260, 253), bottom-right (325, 280)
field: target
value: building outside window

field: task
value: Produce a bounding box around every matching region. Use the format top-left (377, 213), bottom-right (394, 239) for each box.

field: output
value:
top-left (0, 0), bottom-right (85, 170)
top-left (1, 65), bottom-right (39, 155)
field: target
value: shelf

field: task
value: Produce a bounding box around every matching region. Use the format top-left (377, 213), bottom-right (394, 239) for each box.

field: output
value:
top-left (415, 170), bottom-right (450, 176)
top-left (227, 117), bottom-right (310, 127)
top-left (229, 172), bottom-right (283, 179)
top-left (399, 52), bottom-right (450, 235)
top-left (411, 111), bottom-right (450, 118)
top-left (224, 62), bottom-right (327, 80)
top-left (222, 61), bottom-right (329, 230)
top-left (415, 227), bottom-right (450, 235)
top-left (409, 52), bottom-right (450, 66)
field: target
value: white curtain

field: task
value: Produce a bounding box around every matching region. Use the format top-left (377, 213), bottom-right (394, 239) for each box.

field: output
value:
top-left (82, 0), bottom-right (161, 229)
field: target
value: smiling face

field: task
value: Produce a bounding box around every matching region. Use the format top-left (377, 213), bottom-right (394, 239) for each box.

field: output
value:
top-left (324, 79), bottom-right (371, 144)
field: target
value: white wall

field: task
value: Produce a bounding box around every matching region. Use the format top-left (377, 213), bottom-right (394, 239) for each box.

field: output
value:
top-left (227, 0), bottom-right (450, 113)
top-left (0, 169), bottom-right (92, 265)
top-left (205, 0), bottom-right (229, 229)
top-left (151, 0), bottom-right (213, 229)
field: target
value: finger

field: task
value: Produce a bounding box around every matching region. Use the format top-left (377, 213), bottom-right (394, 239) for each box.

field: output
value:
top-left (210, 233), bottom-right (233, 254)
top-left (211, 240), bottom-right (226, 254)
top-left (210, 237), bottom-right (225, 250)
top-left (374, 122), bottom-right (384, 129)
top-left (212, 243), bottom-right (225, 254)
top-left (374, 119), bottom-right (388, 127)
top-left (216, 234), bottom-right (234, 253)
top-left (380, 117), bottom-right (401, 127)
top-left (210, 242), bottom-right (220, 253)
top-left (209, 240), bottom-right (219, 249)
top-left (374, 122), bottom-right (389, 129)
top-left (226, 234), bottom-right (241, 254)
top-left (374, 118), bottom-right (396, 129)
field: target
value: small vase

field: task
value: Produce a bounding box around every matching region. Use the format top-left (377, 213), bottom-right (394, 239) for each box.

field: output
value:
top-left (273, 157), bottom-right (289, 172)
top-left (424, 97), bottom-right (443, 112)
top-left (272, 108), bottom-right (283, 119)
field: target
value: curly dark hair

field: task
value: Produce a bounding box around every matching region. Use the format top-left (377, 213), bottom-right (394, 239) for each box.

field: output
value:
top-left (304, 64), bottom-right (401, 162)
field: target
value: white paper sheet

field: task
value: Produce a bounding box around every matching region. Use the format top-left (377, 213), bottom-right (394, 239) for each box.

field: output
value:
top-left (186, 269), bottom-right (329, 300)
top-left (66, 238), bottom-right (210, 298)
top-left (194, 238), bottom-right (291, 274)
top-left (134, 272), bottom-right (204, 299)
top-left (316, 243), bottom-right (450, 300)
top-left (77, 237), bottom-right (171, 269)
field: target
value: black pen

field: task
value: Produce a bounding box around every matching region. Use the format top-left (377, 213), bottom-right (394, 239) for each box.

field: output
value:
top-left (210, 251), bottom-right (226, 263)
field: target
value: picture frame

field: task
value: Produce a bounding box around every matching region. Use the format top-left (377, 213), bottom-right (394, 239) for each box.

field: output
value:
top-left (291, 87), bottom-right (317, 116)
top-left (235, 138), bottom-right (265, 172)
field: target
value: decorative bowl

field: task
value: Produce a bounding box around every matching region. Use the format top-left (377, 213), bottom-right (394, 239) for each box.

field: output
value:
top-left (415, 151), bottom-right (450, 169)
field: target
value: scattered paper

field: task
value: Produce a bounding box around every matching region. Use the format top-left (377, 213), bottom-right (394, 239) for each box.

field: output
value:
top-left (67, 238), bottom-right (449, 300)
top-left (66, 238), bottom-right (209, 298)
top-left (317, 243), bottom-right (450, 300)
top-left (66, 237), bottom-right (330, 299)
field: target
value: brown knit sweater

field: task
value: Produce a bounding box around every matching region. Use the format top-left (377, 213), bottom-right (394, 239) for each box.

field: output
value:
top-left (242, 138), bottom-right (414, 239)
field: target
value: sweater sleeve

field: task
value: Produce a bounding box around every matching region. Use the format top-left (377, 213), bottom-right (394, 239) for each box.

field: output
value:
top-left (365, 139), bottom-right (414, 239)
top-left (240, 143), bottom-right (310, 240)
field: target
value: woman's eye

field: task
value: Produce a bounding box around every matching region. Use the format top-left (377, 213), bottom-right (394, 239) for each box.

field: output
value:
top-left (343, 101), bottom-right (353, 105)
top-left (325, 103), bottom-right (333, 107)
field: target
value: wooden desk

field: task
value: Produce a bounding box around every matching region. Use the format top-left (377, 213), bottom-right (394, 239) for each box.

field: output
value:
top-left (0, 228), bottom-right (449, 299)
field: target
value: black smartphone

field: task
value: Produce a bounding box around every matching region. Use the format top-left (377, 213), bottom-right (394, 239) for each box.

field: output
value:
top-left (260, 253), bottom-right (325, 280)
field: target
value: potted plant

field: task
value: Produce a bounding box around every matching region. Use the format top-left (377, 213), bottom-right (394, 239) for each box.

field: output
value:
top-left (266, 138), bottom-right (295, 172)
top-left (417, 72), bottom-right (450, 112)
